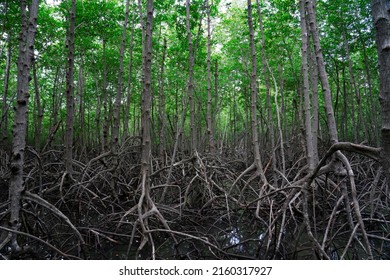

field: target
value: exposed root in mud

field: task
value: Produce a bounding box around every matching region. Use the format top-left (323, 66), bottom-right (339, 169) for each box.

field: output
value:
top-left (0, 143), bottom-right (389, 259)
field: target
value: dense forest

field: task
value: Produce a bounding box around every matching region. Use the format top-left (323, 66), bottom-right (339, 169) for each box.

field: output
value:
top-left (0, 0), bottom-right (389, 260)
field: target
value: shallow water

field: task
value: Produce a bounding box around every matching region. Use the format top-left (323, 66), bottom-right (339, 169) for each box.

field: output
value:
top-left (99, 211), bottom-right (390, 260)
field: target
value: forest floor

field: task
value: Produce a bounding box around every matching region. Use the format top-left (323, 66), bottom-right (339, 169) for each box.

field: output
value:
top-left (0, 141), bottom-right (389, 260)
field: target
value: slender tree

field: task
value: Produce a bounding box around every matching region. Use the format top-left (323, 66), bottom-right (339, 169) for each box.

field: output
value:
top-left (123, 16), bottom-right (136, 139)
top-left (372, 0), bottom-right (390, 185)
top-left (336, 8), bottom-right (365, 142)
top-left (140, 0), bottom-right (154, 192)
top-left (8, 0), bottom-right (39, 251)
top-left (33, 60), bottom-right (43, 152)
top-left (256, 0), bottom-right (278, 181)
top-left (308, 36), bottom-right (319, 166)
top-left (77, 63), bottom-right (86, 153)
top-left (300, 0), bottom-right (316, 171)
top-left (243, 0), bottom-right (267, 184)
top-left (1, 33), bottom-right (11, 147)
top-left (64, 0), bottom-right (76, 176)
top-left (206, 0), bottom-right (216, 154)
top-left (213, 59), bottom-right (219, 151)
top-left (158, 37), bottom-right (168, 159)
top-left (305, 0), bottom-right (339, 145)
top-left (186, 0), bottom-right (197, 153)
top-left (101, 37), bottom-right (109, 152)
top-left (112, 0), bottom-right (131, 150)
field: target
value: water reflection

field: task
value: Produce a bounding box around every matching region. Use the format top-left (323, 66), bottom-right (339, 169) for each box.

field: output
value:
top-left (97, 213), bottom-right (390, 260)
top-left (225, 227), bottom-right (244, 251)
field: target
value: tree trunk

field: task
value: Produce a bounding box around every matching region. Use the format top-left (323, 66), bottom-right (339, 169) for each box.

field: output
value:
top-left (247, 0), bottom-right (267, 183)
top-left (341, 22), bottom-right (366, 142)
top-left (112, 0), bottom-right (131, 150)
top-left (341, 65), bottom-right (349, 139)
top-left (8, 0), bottom-right (39, 251)
top-left (279, 65), bottom-right (288, 152)
top-left (360, 34), bottom-right (379, 145)
top-left (101, 39), bottom-right (110, 152)
top-left (158, 37), bottom-right (167, 159)
top-left (51, 65), bottom-right (61, 129)
top-left (206, 0), bottom-right (216, 155)
top-left (1, 33), bottom-right (11, 147)
top-left (300, 0), bottom-right (315, 171)
top-left (77, 63), bottom-right (85, 154)
top-left (308, 35), bottom-right (319, 166)
top-left (33, 60), bottom-right (43, 152)
top-left (256, 0), bottom-right (278, 182)
top-left (186, 0), bottom-right (197, 153)
top-left (140, 0), bottom-right (154, 190)
top-left (94, 68), bottom-right (101, 149)
top-left (305, 0), bottom-right (338, 144)
top-left (123, 16), bottom-right (135, 139)
top-left (138, 0), bottom-right (145, 45)
top-left (371, 0), bottom-right (390, 185)
top-left (214, 60), bottom-right (219, 152)
top-left (64, 0), bottom-right (76, 176)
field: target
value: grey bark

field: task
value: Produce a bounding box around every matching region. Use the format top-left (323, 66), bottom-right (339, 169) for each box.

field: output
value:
top-left (341, 23), bottom-right (366, 142)
top-left (247, 0), bottom-right (267, 183)
top-left (77, 63), bottom-right (85, 153)
top-left (371, 0), bottom-right (390, 185)
top-left (1, 33), bottom-right (11, 147)
top-left (308, 35), bottom-right (319, 166)
top-left (33, 60), bottom-right (43, 152)
top-left (305, 0), bottom-right (338, 144)
top-left (206, 0), bottom-right (216, 154)
top-left (123, 16), bottom-right (135, 139)
top-left (64, 0), bottom-right (76, 176)
top-left (102, 38), bottom-right (109, 152)
top-left (140, 0), bottom-right (154, 188)
top-left (214, 60), bottom-right (219, 151)
top-left (186, 0), bottom-right (197, 153)
top-left (112, 0), bottom-right (131, 149)
top-left (158, 38), bottom-right (168, 159)
top-left (300, 0), bottom-right (316, 171)
top-left (8, 0), bottom-right (39, 251)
